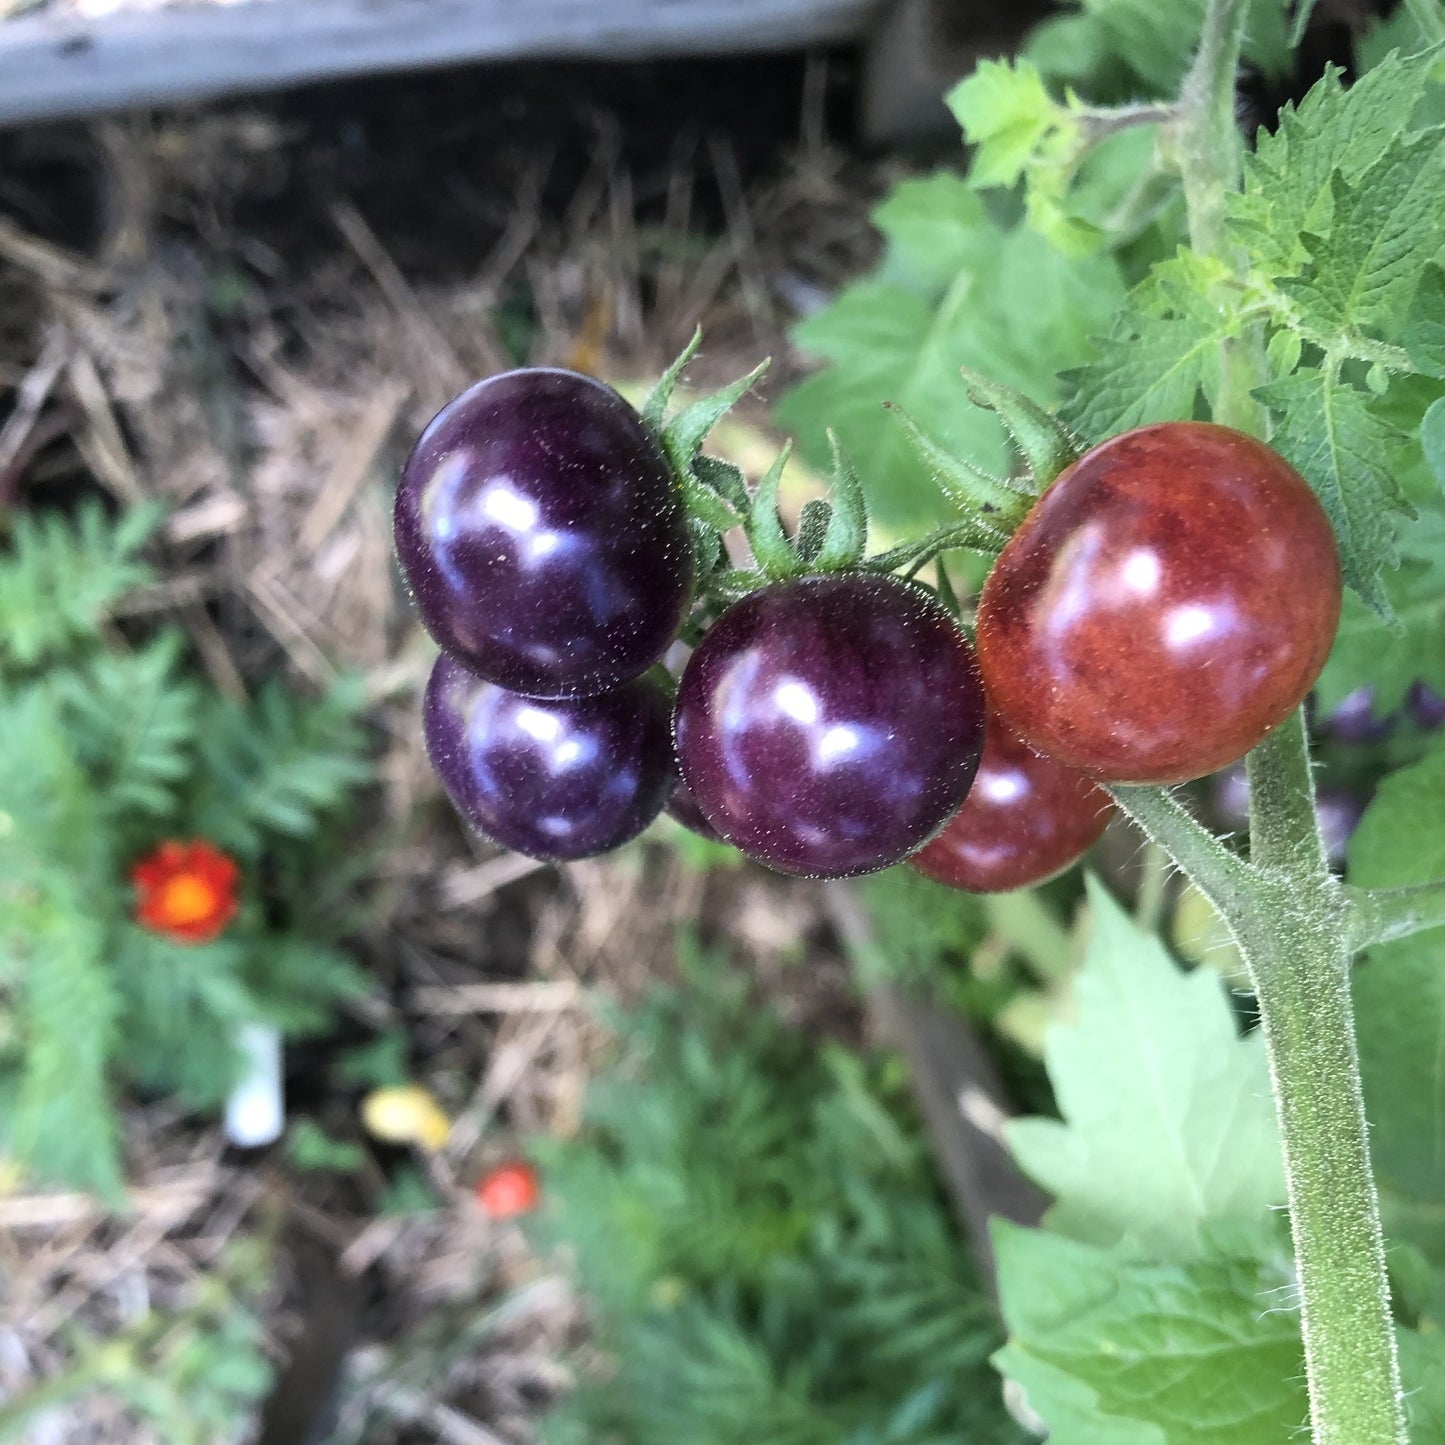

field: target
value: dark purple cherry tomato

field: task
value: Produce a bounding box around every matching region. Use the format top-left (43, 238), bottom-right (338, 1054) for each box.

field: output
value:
top-left (424, 654), bottom-right (673, 860)
top-left (674, 573), bottom-right (986, 878)
top-left (395, 369), bottom-right (692, 698)
top-left (908, 714), bottom-right (1113, 893)
top-left (976, 422), bottom-right (1341, 784)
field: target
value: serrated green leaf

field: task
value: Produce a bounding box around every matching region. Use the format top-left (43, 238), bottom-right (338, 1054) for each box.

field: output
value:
top-left (1276, 131), bottom-right (1445, 335)
top-left (1256, 366), bottom-right (1414, 616)
top-left (948, 59), bottom-right (1065, 189)
top-left (993, 1224), bottom-right (1306, 1445)
top-left (1065, 311), bottom-right (1221, 440)
top-left (4, 878), bottom-right (124, 1200)
top-left (1406, 264), bottom-right (1445, 378)
top-left (1233, 52), bottom-right (1438, 279)
top-left (1005, 880), bottom-right (1283, 1258)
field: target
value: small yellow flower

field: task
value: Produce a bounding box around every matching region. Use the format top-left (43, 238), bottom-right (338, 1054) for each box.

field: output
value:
top-left (360, 1084), bottom-right (451, 1151)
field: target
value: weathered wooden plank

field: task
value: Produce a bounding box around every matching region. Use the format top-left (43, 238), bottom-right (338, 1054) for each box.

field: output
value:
top-left (0, 0), bottom-right (884, 127)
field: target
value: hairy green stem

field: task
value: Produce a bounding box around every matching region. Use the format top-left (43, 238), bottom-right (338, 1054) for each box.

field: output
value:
top-left (1175, 0), bottom-right (1269, 436)
top-left (1242, 886), bottom-right (1403, 1445)
top-left (1162, 2), bottom-right (1405, 1438)
top-left (1346, 878), bottom-right (1445, 950)
top-left (1106, 784), bottom-right (1258, 922)
top-left (1247, 708), bottom-right (1326, 875)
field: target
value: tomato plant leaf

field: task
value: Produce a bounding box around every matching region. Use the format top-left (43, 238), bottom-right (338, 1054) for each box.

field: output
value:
top-left (1353, 937), bottom-right (1445, 1326)
top-left (1062, 312), bottom-right (1220, 440)
top-left (948, 58), bottom-right (1065, 190)
top-left (1231, 50), bottom-right (1438, 281)
top-left (1316, 490), bottom-right (1445, 709)
top-left (1405, 264), bottom-right (1445, 380)
top-left (992, 1224), bottom-right (1306, 1445)
top-left (1400, 1329), bottom-right (1445, 1438)
top-left (779, 179), bottom-right (1125, 530)
top-left (1276, 129), bottom-right (1445, 336)
top-left (1005, 880), bottom-right (1284, 1260)
top-left (1350, 737), bottom-right (1445, 891)
top-left (1423, 397), bottom-right (1445, 487)
top-left (1255, 367), bottom-right (1413, 617)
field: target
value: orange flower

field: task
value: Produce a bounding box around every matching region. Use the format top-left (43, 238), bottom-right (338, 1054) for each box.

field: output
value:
top-left (131, 840), bottom-right (240, 944)
top-left (475, 1160), bottom-right (540, 1220)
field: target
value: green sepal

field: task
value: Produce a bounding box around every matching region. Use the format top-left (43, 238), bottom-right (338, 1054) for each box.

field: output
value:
top-left (933, 560), bottom-right (963, 617)
top-left (885, 402), bottom-right (1033, 527)
top-left (743, 443), bottom-right (804, 581)
top-left (687, 516), bottom-right (725, 579)
top-left (795, 499), bottom-right (832, 565)
top-left (811, 432), bottom-right (869, 571)
top-left (691, 454), bottom-right (750, 513)
top-left (958, 366), bottom-right (1082, 493)
top-left (661, 359), bottom-right (771, 475)
top-left (679, 474), bottom-right (743, 531)
top-left (642, 328), bottom-right (702, 432)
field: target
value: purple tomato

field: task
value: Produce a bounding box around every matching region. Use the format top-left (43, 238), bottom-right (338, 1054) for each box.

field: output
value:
top-left (395, 369), bottom-right (692, 698)
top-left (424, 654), bottom-right (673, 860)
top-left (674, 573), bottom-right (986, 878)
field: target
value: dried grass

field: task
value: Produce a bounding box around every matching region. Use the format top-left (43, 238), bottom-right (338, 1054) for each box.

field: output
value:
top-left (0, 82), bottom-right (892, 1440)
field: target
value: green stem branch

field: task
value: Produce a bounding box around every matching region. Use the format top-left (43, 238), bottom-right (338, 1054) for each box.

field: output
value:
top-left (1174, 0), bottom-right (1268, 436)
top-left (1164, 2), bottom-right (1405, 1438)
top-left (1247, 708), bottom-right (1326, 874)
top-left (1346, 878), bottom-right (1445, 950)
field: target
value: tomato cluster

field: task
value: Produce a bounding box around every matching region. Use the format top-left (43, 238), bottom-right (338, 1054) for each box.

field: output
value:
top-left (397, 371), bottom-right (1341, 890)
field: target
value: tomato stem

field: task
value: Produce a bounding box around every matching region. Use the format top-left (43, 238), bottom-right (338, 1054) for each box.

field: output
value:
top-left (1345, 878), bottom-right (1445, 950)
top-left (1174, 0), bottom-right (1269, 438)
top-left (1132, 4), bottom-right (1408, 1439)
top-left (1246, 707), bottom-right (1327, 875)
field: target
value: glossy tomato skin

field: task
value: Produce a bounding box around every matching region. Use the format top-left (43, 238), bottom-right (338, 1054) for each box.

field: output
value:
top-left (976, 422), bottom-right (1341, 784)
top-left (674, 573), bottom-right (986, 879)
top-left (395, 368), bottom-right (692, 699)
top-left (908, 714), bottom-right (1113, 893)
top-left (424, 654), bottom-right (673, 860)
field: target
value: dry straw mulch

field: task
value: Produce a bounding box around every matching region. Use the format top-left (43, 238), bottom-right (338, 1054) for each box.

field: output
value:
top-left (0, 79), bottom-right (894, 1442)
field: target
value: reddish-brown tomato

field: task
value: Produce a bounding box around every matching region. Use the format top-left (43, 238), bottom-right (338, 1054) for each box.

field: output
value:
top-left (908, 714), bottom-right (1114, 893)
top-left (975, 422), bottom-right (1341, 784)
